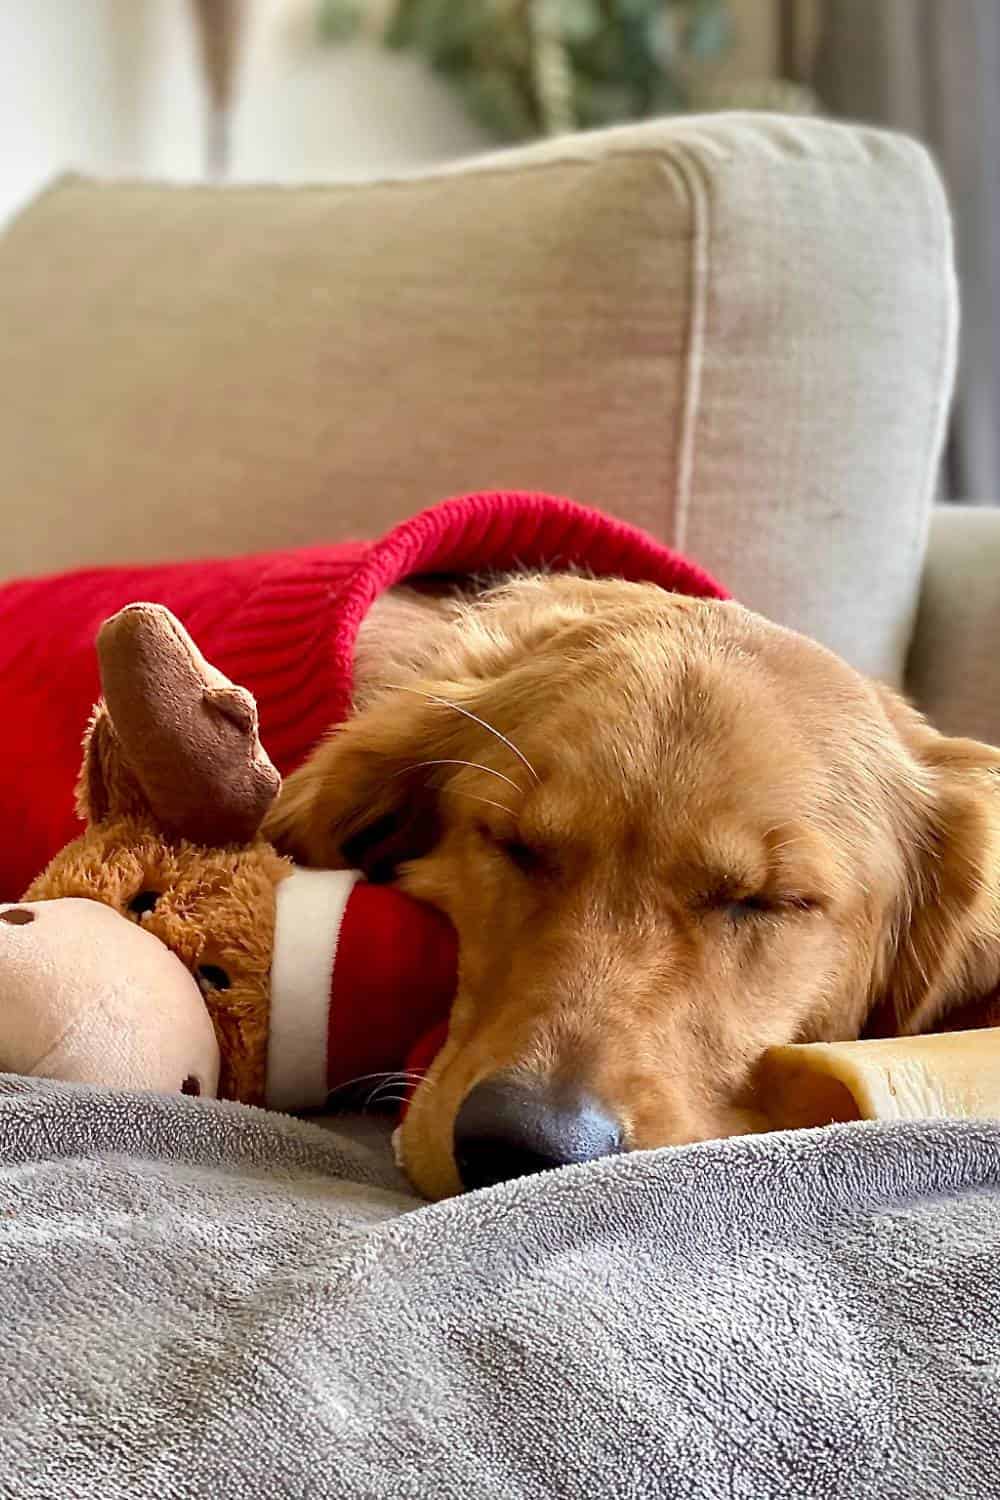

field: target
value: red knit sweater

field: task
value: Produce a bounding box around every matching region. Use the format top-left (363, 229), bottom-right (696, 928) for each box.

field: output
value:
top-left (2, 491), bottom-right (727, 901)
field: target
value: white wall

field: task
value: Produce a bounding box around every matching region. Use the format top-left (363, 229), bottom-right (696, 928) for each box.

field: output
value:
top-left (0, 0), bottom-right (489, 224)
top-left (0, 0), bottom-right (781, 226)
top-left (145, 0), bottom-right (492, 182)
top-left (0, 0), bottom-right (140, 222)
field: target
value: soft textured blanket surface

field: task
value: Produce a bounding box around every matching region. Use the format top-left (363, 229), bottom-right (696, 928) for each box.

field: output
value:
top-left (3, 1075), bottom-right (1000, 1500)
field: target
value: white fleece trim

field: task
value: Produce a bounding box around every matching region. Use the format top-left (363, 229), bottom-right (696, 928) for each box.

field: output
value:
top-left (266, 867), bottom-right (361, 1111)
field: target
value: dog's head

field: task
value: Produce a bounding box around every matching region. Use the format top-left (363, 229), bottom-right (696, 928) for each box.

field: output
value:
top-left (267, 576), bottom-right (1000, 1198)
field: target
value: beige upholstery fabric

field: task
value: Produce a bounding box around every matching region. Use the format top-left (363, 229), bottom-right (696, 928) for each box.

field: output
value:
top-left (0, 115), bottom-right (956, 685)
top-left (907, 505), bottom-right (1000, 744)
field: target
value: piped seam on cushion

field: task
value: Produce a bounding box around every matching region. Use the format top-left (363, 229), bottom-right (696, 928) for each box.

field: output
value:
top-left (665, 142), bottom-right (711, 557)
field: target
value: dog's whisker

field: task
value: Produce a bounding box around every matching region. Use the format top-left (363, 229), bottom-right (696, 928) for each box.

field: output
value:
top-left (367, 1076), bottom-right (419, 1099)
top-left (388, 683), bottom-right (540, 784)
top-left (363, 1084), bottom-right (397, 1111)
top-left (364, 1072), bottom-right (433, 1108)
top-left (331, 1070), bottom-right (426, 1093)
top-left (390, 759), bottom-right (522, 794)
top-left (328, 1070), bottom-right (426, 1107)
top-left (444, 789), bottom-right (517, 818)
top-left (364, 1083), bottom-right (433, 1112)
top-left (374, 1075), bottom-right (436, 1099)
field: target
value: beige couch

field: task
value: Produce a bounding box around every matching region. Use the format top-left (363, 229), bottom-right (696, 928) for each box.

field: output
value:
top-left (1, 113), bottom-right (992, 740)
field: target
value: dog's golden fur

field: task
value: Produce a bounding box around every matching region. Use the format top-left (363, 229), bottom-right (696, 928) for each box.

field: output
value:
top-left (265, 575), bottom-right (1000, 1199)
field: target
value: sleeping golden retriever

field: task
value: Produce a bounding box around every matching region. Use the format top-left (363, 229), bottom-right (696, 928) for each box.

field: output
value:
top-left (265, 574), bottom-right (1000, 1199)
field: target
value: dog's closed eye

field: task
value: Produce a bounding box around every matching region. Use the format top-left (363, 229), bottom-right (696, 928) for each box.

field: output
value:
top-left (695, 875), bottom-right (821, 922)
top-left (723, 894), bottom-right (776, 922)
top-left (718, 892), bottom-right (821, 923)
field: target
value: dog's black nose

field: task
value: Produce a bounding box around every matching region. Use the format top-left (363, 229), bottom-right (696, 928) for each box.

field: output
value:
top-left (453, 1074), bottom-right (623, 1191)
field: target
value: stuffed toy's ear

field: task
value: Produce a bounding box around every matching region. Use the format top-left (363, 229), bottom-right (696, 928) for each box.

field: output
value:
top-left (95, 603), bottom-right (281, 846)
top-left (77, 703), bottom-right (157, 827)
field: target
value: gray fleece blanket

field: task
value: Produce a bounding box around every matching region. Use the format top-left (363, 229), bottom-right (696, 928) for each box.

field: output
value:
top-left (2, 1076), bottom-right (1000, 1500)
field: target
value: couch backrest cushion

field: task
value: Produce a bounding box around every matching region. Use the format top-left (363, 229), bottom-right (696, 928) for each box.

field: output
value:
top-left (0, 115), bottom-right (956, 684)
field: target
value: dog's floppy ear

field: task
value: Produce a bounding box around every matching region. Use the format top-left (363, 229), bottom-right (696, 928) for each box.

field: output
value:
top-left (264, 686), bottom-right (467, 881)
top-left (77, 703), bottom-right (154, 827)
top-left (866, 692), bottom-right (1000, 1037)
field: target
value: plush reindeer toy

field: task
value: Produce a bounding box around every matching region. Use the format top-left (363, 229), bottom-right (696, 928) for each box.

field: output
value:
top-left (12, 604), bottom-right (456, 1107)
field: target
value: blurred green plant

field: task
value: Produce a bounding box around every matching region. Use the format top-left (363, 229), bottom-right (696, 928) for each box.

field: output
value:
top-left (316, 0), bottom-right (735, 140)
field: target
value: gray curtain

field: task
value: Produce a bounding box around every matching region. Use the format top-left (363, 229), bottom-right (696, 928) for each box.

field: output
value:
top-left (812, 0), bottom-right (1000, 503)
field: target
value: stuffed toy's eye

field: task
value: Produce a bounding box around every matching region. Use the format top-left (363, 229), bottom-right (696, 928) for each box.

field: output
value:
top-left (196, 964), bottom-right (232, 994)
top-left (128, 890), bottom-right (161, 920)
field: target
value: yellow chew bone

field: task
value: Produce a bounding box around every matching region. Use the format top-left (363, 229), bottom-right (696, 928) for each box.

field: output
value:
top-left (759, 1029), bottom-right (1000, 1129)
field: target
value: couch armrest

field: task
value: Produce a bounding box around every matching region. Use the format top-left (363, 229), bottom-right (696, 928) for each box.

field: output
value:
top-left (906, 505), bottom-right (1000, 742)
